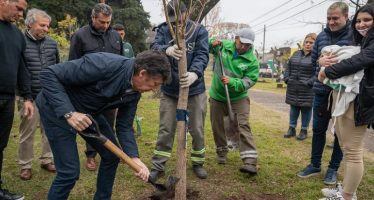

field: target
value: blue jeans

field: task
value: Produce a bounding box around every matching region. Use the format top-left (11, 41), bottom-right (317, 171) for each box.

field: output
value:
top-left (289, 105), bottom-right (312, 130)
top-left (311, 94), bottom-right (343, 170)
top-left (37, 96), bottom-right (120, 200)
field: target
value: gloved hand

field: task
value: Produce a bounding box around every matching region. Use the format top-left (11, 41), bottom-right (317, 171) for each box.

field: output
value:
top-left (180, 72), bottom-right (198, 88)
top-left (166, 44), bottom-right (183, 60)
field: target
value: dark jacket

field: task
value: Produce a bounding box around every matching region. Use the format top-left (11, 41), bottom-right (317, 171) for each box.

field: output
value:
top-left (325, 28), bottom-right (374, 126)
top-left (68, 23), bottom-right (123, 60)
top-left (311, 22), bottom-right (352, 95)
top-left (36, 53), bottom-right (140, 157)
top-left (284, 50), bottom-right (314, 107)
top-left (0, 20), bottom-right (32, 100)
top-left (150, 20), bottom-right (209, 98)
top-left (24, 31), bottom-right (60, 98)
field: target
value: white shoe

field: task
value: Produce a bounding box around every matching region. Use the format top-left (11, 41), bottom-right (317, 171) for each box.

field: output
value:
top-left (320, 184), bottom-right (357, 200)
top-left (321, 183), bottom-right (343, 197)
top-left (319, 191), bottom-right (345, 200)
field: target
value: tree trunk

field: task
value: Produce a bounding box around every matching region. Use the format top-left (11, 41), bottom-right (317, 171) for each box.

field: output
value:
top-left (174, 38), bottom-right (188, 200)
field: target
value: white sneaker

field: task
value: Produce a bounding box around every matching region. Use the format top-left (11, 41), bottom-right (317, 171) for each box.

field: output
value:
top-left (321, 183), bottom-right (343, 197)
top-left (320, 184), bottom-right (357, 200)
top-left (319, 191), bottom-right (345, 200)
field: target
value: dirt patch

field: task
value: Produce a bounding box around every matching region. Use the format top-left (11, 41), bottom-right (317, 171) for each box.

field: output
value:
top-left (225, 193), bottom-right (287, 200)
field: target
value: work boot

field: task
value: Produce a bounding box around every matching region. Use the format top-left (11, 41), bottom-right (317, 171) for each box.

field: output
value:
top-left (284, 127), bottom-right (296, 138)
top-left (148, 170), bottom-right (165, 183)
top-left (239, 164), bottom-right (257, 175)
top-left (41, 163), bottom-right (56, 173)
top-left (0, 188), bottom-right (24, 200)
top-left (85, 157), bottom-right (97, 171)
top-left (217, 155), bottom-right (227, 164)
top-left (20, 169), bottom-right (32, 181)
top-left (296, 129), bottom-right (308, 141)
top-left (192, 165), bottom-right (207, 179)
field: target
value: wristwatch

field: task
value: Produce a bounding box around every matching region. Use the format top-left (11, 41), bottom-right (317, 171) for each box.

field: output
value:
top-left (64, 111), bottom-right (74, 119)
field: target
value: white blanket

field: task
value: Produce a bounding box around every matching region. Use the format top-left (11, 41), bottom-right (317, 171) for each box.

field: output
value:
top-left (321, 45), bottom-right (363, 117)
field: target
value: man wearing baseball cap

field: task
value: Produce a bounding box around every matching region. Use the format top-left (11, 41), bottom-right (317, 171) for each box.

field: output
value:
top-left (208, 27), bottom-right (260, 174)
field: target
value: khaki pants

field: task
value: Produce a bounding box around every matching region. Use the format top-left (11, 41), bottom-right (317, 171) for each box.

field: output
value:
top-left (210, 97), bottom-right (257, 165)
top-left (151, 93), bottom-right (207, 171)
top-left (18, 100), bottom-right (53, 169)
top-left (332, 91), bottom-right (366, 194)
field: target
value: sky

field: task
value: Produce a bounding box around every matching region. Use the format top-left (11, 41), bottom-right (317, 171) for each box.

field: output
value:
top-left (141, 0), bottom-right (365, 51)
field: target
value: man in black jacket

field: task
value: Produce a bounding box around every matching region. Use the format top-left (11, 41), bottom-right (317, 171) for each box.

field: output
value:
top-left (297, 2), bottom-right (350, 185)
top-left (68, 3), bottom-right (123, 171)
top-left (36, 50), bottom-right (170, 200)
top-left (0, 0), bottom-right (33, 199)
top-left (18, 8), bottom-right (59, 181)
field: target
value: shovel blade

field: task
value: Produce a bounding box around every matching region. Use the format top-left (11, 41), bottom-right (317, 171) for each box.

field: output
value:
top-left (223, 115), bottom-right (240, 149)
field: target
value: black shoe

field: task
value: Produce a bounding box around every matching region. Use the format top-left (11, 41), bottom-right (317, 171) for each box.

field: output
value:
top-left (192, 165), bottom-right (208, 179)
top-left (148, 170), bottom-right (165, 183)
top-left (284, 127), bottom-right (296, 138)
top-left (0, 189), bottom-right (24, 200)
top-left (239, 164), bottom-right (257, 174)
top-left (296, 129), bottom-right (308, 140)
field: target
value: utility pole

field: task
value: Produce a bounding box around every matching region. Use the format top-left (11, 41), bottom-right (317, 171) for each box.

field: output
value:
top-left (262, 25), bottom-right (266, 63)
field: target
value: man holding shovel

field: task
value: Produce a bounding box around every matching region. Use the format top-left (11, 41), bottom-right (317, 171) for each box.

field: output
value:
top-left (209, 27), bottom-right (260, 174)
top-left (36, 50), bottom-right (170, 200)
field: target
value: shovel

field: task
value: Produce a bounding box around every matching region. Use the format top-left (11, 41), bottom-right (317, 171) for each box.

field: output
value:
top-left (217, 51), bottom-right (240, 149)
top-left (78, 115), bottom-right (178, 196)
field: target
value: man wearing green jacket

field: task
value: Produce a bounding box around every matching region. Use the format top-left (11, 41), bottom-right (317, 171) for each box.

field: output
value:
top-left (209, 27), bottom-right (260, 174)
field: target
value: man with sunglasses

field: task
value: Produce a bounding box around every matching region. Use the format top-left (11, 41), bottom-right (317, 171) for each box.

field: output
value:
top-left (209, 27), bottom-right (260, 174)
top-left (297, 2), bottom-right (351, 185)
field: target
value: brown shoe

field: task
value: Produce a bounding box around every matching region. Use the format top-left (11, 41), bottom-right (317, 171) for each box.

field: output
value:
top-left (20, 169), bottom-right (32, 180)
top-left (41, 163), bottom-right (56, 173)
top-left (85, 157), bottom-right (97, 171)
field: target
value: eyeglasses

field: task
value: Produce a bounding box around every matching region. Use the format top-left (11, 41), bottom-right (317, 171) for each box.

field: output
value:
top-left (327, 16), bottom-right (341, 21)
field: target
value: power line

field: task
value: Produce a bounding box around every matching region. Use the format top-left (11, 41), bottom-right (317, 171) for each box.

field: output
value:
top-left (251, 0), bottom-right (310, 29)
top-left (254, 0), bottom-right (329, 33)
top-left (250, 0), bottom-right (295, 24)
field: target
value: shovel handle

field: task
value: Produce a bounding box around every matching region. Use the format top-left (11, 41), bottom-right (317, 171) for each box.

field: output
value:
top-left (103, 137), bottom-right (142, 173)
top-left (218, 51), bottom-right (235, 120)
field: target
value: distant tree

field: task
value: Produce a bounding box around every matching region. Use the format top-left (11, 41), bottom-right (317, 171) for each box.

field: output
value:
top-left (181, 0), bottom-right (220, 22)
top-left (109, 0), bottom-right (151, 53)
top-left (202, 2), bottom-right (222, 32)
top-left (28, 0), bottom-right (151, 53)
top-left (28, 0), bottom-right (95, 27)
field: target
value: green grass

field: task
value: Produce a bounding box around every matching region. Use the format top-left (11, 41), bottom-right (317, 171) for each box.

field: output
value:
top-left (3, 93), bottom-right (374, 200)
top-left (253, 78), bottom-right (287, 95)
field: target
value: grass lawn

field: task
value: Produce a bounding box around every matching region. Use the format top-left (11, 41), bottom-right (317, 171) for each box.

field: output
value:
top-left (3, 94), bottom-right (374, 200)
top-left (2, 93), bottom-right (374, 199)
top-left (252, 78), bottom-right (287, 95)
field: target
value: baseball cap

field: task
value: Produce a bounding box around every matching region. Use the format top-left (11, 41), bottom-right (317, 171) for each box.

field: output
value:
top-left (167, 0), bottom-right (187, 22)
top-left (236, 28), bottom-right (255, 44)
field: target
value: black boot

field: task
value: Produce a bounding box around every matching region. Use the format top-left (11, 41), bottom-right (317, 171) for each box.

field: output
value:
top-left (284, 127), bottom-right (296, 138)
top-left (296, 129), bottom-right (308, 141)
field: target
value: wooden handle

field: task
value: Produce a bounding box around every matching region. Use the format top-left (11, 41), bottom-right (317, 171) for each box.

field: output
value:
top-left (103, 140), bottom-right (142, 173)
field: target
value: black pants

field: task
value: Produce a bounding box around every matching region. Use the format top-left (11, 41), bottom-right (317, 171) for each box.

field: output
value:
top-left (85, 109), bottom-right (116, 158)
top-left (0, 99), bottom-right (15, 187)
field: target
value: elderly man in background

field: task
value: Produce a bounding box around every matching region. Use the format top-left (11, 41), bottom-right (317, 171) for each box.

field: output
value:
top-left (69, 3), bottom-right (123, 171)
top-left (0, 0), bottom-right (33, 199)
top-left (18, 8), bottom-right (59, 181)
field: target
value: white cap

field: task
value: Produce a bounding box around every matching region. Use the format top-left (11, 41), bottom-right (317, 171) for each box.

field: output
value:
top-left (236, 28), bottom-right (255, 44)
